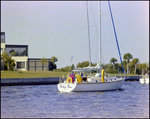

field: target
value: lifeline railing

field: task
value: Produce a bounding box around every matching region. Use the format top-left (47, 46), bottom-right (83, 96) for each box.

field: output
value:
top-left (59, 77), bottom-right (67, 83)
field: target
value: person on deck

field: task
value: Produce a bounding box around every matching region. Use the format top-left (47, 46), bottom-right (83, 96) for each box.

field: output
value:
top-left (81, 72), bottom-right (84, 77)
top-left (101, 67), bottom-right (105, 83)
top-left (69, 71), bottom-right (76, 83)
top-left (61, 75), bottom-right (65, 82)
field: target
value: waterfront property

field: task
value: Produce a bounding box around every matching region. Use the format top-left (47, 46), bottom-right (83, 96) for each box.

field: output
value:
top-left (6, 44), bottom-right (28, 71)
top-left (1, 32), bottom-right (52, 71)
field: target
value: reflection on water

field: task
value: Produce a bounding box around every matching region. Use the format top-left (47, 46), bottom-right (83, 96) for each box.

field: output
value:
top-left (1, 81), bottom-right (149, 118)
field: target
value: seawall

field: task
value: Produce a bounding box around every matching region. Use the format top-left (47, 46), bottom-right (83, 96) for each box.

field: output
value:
top-left (124, 76), bottom-right (142, 81)
top-left (1, 77), bottom-right (59, 86)
top-left (1, 76), bottom-right (142, 86)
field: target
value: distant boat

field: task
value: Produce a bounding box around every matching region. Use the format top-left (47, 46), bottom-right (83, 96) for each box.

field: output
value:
top-left (139, 73), bottom-right (149, 84)
top-left (57, 1), bottom-right (125, 92)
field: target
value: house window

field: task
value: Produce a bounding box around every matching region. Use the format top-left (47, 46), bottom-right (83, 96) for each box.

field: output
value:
top-left (17, 62), bottom-right (25, 68)
top-left (1, 32), bottom-right (5, 43)
top-left (5, 45), bottom-right (28, 56)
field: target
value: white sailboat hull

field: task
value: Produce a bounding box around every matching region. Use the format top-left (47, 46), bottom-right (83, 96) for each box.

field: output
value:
top-left (139, 77), bottom-right (149, 84)
top-left (57, 78), bottom-right (125, 92)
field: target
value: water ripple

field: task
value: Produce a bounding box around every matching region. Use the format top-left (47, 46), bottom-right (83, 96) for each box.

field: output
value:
top-left (1, 81), bottom-right (149, 118)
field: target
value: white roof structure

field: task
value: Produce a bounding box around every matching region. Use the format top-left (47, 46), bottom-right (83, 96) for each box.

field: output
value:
top-left (72, 62), bottom-right (101, 72)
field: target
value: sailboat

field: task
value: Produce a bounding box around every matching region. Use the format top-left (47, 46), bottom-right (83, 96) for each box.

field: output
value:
top-left (57, 1), bottom-right (125, 92)
top-left (139, 73), bottom-right (149, 84)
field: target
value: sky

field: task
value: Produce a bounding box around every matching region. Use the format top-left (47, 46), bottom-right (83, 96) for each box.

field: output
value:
top-left (1, 1), bottom-right (149, 68)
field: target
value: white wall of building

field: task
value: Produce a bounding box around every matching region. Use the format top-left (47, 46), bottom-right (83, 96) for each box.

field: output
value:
top-left (1, 43), bottom-right (5, 54)
top-left (12, 56), bottom-right (28, 71)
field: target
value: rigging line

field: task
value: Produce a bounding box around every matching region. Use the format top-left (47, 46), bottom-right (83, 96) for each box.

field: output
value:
top-left (89, 2), bottom-right (108, 65)
top-left (101, 15), bottom-right (112, 60)
top-left (101, 50), bottom-right (105, 64)
top-left (108, 0), bottom-right (125, 74)
top-left (86, 1), bottom-right (92, 76)
top-left (89, 2), bottom-right (99, 64)
top-left (72, 2), bottom-right (82, 62)
top-left (76, 6), bottom-right (89, 67)
top-left (73, 2), bottom-right (84, 67)
top-left (98, 2), bottom-right (112, 65)
top-left (100, 2), bottom-right (111, 65)
top-left (89, 2), bottom-right (99, 42)
top-left (105, 63), bottom-right (113, 72)
top-left (89, 2), bottom-right (99, 61)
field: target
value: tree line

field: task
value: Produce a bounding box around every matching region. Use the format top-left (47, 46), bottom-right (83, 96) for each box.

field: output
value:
top-left (57, 53), bottom-right (149, 75)
top-left (1, 51), bottom-right (149, 75)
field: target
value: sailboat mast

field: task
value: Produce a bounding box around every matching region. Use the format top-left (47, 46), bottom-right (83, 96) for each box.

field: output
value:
top-left (86, 1), bottom-right (92, 76)
top-left (98, 1), bottom-right (102, 74)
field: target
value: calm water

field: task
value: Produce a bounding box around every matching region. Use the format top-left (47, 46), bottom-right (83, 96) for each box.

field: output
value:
top-left (1, 81), bottom-right (149, 118)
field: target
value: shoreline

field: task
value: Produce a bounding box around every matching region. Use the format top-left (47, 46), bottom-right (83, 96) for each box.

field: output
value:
top-left (1, 76), bottom-right (142, 86)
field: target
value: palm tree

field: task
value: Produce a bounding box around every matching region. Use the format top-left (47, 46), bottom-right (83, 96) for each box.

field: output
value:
top-left (122, 60), bottom-right (127, 74)
top-left (132, 58), bottom-right (139, 74)
top-left (138, 63), bottom-right (148, 75)
top-left (40, 57), bottom-right (48, 71)
top-left (70, 64), bottom-right (75, 71)
top-left (50, 56), bottom-right (58, 70)
top-left (1, 51), bottom-right (17, 72)
top-left (123, 53), bottom-right (133, 74)
top-left (128, 62), bottom-right (134, 74)
top-left (50, 56), bottom-right (58, 63)
top-left (110, 58), bottom-right (117, 70)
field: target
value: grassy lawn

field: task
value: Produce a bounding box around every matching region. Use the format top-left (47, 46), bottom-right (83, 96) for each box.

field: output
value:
top-left (1, 71), bottom-right (70, 78)
top-left (1, 71), bottom-right (139, 78)
top-left (1, 71), bottom-right (96, 78)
